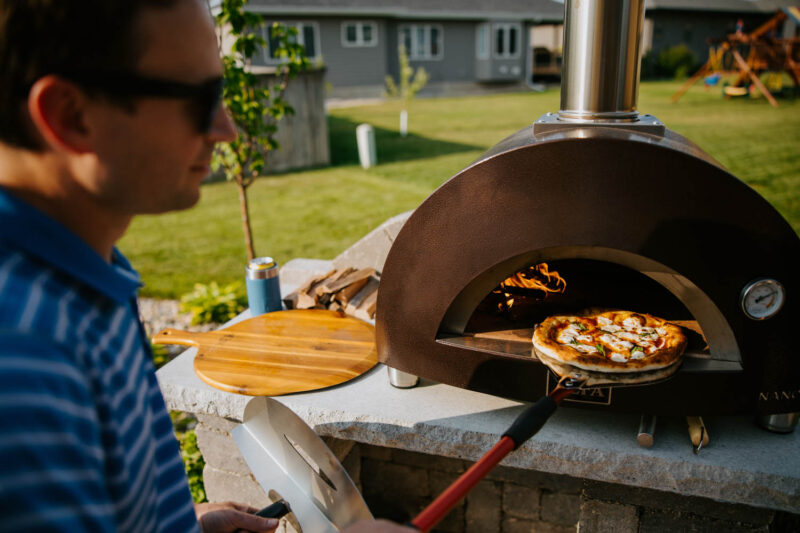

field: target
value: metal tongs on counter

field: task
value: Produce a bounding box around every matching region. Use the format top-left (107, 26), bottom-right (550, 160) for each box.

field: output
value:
top-left (636, 415), bottom-right (710, 453)
top-left (687, 416), bottom-right (710, 454)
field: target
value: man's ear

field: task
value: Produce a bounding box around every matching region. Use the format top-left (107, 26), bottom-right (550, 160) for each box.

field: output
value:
top-left (27, 75), bottom-right (93, 154)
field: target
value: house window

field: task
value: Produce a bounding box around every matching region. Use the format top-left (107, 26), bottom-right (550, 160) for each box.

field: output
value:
top-left (342, 21), bottom-right (377, 47)
top-left (494, 23), bottom-right (520, 58)
top-left (263, 21), bottom-right (319, 62)
top-left (399, 24), bottom-right (443, 60)
top-left (476, 23), bottom-right (489, 59)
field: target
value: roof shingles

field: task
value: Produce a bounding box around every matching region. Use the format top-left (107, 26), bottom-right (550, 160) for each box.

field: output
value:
top-left (241, 0), bottom-right (793, 20)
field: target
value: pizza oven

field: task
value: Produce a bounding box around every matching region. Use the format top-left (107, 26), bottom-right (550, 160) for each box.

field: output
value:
top-left (375, 0), bottom-right (800, 417)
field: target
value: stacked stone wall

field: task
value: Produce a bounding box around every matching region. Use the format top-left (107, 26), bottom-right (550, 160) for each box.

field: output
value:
top-left (193, 414), bottom-right (800, 532)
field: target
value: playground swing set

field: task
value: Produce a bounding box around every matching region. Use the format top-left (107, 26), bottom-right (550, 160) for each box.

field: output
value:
top-left (671, 7), bottom-right (800, 107)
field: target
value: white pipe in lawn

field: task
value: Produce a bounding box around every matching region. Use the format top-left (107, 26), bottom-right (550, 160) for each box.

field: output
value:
top-left (356, 123), bottom-right (377, 169)
top-left (400, 109), bottom-right (408, 137)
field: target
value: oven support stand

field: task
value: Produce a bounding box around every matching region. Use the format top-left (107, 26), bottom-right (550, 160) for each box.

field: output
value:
top-left (637, 414), bottom-right (657, 447)
top-left (387, 367), bottom-right (419, 388)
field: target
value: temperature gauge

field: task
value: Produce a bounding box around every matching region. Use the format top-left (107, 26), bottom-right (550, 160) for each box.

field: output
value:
top-left (740, 278), bottom-right (785, 320)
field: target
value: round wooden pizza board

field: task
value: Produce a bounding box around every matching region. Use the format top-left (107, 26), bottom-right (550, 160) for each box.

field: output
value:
top-left (152, 309), bottom-right (378, 396)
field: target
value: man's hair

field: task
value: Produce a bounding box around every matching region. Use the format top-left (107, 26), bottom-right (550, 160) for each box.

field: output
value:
top-left (0, 0), bottom-right (181, 150)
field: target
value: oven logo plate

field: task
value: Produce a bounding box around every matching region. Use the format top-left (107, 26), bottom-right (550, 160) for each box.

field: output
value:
top-left (546, 373), bottom-right (613, 405)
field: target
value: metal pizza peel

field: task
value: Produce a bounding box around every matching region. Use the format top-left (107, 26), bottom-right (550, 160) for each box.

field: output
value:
top-left (232, 397), bottom-right (372, 532)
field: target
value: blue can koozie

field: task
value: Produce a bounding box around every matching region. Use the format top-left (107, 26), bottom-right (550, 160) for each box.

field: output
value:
top-left (246, 257), bottom-right (282, 316)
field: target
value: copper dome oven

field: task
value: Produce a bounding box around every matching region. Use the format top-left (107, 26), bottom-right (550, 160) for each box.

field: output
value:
top-left (375, 0), bottom-right (800, 418)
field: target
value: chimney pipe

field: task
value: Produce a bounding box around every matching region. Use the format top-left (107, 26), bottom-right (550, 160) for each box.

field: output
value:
top-left (558, 0), bottom-right (646, 122)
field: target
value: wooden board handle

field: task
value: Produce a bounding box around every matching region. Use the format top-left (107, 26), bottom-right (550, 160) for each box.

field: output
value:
top-left (152, 328), bottom-right (209, 347)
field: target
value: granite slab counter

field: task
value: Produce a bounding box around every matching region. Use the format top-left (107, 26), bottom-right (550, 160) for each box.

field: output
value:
top-left (156, 342), bottom-right (800, 515)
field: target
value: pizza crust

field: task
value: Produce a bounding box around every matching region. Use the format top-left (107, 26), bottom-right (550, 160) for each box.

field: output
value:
top-left (532, 311), bottom-right (687, 375)
top-left (535, 345), bottom-right (683, 386)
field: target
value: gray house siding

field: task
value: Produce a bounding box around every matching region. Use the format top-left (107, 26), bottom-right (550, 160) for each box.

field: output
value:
top-left (319, 18), bottom-right (388, 88)
top-left (252, 16), bottom-right (388, 91)
top-left (384, 21), bottom-right (476, 83)
top-left (382, 20), bottom-right (529, 89)
top-left (384, 21), bottom-right (399, 84)
top-left (430, 22), bottom-right (474, 82)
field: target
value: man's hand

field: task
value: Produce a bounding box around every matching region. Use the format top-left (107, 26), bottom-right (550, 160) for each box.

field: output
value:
top-left (195, 501), bottom-right (279, 533)
top-left (341, 519), bottom-right (418, 532)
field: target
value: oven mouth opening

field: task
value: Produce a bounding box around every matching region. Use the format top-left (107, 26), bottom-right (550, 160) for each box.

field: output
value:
top-left (436, 248), bottom-right (742, 372)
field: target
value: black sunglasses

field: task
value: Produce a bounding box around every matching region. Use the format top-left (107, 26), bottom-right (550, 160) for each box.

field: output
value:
top-left (60, 71), bottom-right (224, 133)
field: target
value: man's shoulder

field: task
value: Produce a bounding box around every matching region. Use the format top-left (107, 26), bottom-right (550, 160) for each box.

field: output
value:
top-left (0, 327), bottom-right (72, 358)
top-left (0, 241), bottom-right (64, 294)
top-left (0, 242), bottom-right (37, 280)
top-left (0, 243), bottom-right (98, 332)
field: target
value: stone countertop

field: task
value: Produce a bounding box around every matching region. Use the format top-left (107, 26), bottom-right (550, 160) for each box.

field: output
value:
top-left (156, 255), bottom-right (800, 515)
top-left (157, 341), bottom-right (800, 515)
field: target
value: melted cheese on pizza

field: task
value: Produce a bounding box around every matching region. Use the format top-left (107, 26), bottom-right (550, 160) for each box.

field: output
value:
top-left (554, 313), bottom-right (669, 363)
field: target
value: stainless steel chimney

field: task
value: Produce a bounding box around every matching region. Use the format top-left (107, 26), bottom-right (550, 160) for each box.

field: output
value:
top-left (559, 0), bottom-right (646, 121)
top-left (534, 0), bottom-right (662, 134)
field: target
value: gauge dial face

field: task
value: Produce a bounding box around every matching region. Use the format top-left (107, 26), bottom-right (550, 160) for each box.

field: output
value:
top-left (741, 279), bottom-right (785, 320)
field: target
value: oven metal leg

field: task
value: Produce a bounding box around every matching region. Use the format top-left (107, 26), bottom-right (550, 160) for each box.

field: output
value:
top-left (387, 367), bottom-right (419, 388)
top-left (637, 414), bottom-right (657, 447)
top-left (756, 412), bottom-right (799, 433)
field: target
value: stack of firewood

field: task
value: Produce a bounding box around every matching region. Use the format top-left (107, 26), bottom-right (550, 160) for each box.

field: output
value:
top-left (283, 267), bottom-right (379, 321)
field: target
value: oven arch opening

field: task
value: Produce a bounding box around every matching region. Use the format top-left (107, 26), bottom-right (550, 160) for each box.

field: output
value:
top-left (437, 246), bottom-right (741, 371)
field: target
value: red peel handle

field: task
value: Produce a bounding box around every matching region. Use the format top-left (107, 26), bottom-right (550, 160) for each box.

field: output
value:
top-left (411, 392), bottom-right (570, 532)
top-left (411, 436), bottom-right (515, 532)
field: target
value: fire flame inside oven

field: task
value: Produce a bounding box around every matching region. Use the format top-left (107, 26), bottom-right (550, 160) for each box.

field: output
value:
top-left (494, 263), bottom-right (567, 311)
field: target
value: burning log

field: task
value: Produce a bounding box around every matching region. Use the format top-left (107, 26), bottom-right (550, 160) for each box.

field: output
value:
top-left (283, 267), bottom-right (380, 321)
top-left (494, 263), bottom-right (567, 314)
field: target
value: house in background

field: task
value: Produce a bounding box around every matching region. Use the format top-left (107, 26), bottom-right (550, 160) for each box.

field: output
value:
top-left (243, 0), bottom-right (564, 98)
top-left (237, 0), bottom-right (795, 99)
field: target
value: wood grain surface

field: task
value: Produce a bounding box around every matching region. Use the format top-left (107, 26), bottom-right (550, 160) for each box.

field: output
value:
top-left (152, 309), bottom-right (377, 396)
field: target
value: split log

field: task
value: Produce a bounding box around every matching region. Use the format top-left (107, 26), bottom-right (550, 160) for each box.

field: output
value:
top-left (317, 267), bottom-right (357, 294)
top-left (345, 275), bottom-right (379, 320)
top-left (323, 268), bottom-right (375, 296)
top-left (284, 267), bottom-right (380, 320)
top-left (283, 269), bottom-right (337, 310)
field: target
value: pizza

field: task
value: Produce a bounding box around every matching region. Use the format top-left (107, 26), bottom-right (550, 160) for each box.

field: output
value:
top-left (532, 310), bottom-right (687, 383)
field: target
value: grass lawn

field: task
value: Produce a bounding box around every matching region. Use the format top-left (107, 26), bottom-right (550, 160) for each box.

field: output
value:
top-left (119, 80), bottom-right (800, 299)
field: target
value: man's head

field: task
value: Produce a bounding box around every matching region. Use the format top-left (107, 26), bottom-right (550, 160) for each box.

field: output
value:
top-left (0, 0), bottom-right (236, 217)
top-left (0, 1), bottom-right (176, 150)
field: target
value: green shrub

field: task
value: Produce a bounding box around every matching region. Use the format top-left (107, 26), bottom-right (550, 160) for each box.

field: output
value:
top-left (641, 44), bottom-right (698, 80)
top-left (180, 281), bottom-right (247, 325)
top-left (180, 430), bottom-right (206, 503)
top-left (171, 412), bottom-right (207, 503)
top-left (641, 49), bottom-right (657, 80)
top-left (151, 342), bottom-right (171, 369)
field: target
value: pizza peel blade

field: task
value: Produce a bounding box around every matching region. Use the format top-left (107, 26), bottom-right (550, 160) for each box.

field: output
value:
top-left (534, 344), bottom-right (686, 389)
top-left (232, 397), bottom-right (372, 532)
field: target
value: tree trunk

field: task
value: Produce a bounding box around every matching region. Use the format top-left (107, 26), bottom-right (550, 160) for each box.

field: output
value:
top-left (237, 182), bottom-right (256, 261)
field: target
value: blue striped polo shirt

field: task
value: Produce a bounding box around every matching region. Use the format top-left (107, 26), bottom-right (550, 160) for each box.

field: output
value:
top-left (0, 187), bottom-right (200, 532)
